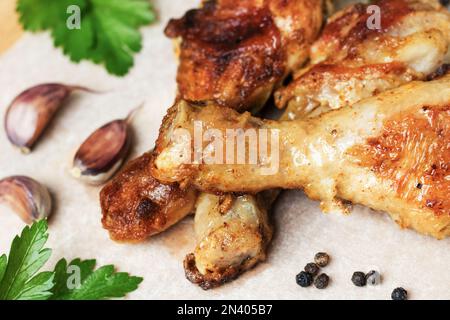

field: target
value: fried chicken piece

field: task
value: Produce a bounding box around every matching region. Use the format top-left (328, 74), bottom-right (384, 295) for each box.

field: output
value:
top-left (100, 0), bottom-right (327, 243)
top-left (179, 0), bottom-right (450, 288)
top-left (100, 152), bottom-right (197, 242)
top-left (184, 95), bottom-right (308, 290)
top-left (275, 0), bottom-right (450, 117)
top-left (185, 191), bottom-right (277, 289)
top-left (165, 0), bottom-right (326, 111)
top-left (152, 74), bottom-right (450, 239)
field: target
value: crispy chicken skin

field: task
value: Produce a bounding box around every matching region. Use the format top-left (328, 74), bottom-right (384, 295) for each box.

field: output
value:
top-left (165, 0), bottom-right (326, 111)
top-left (275, 0), bottom-right (450, 117)
top-left (100, 152), bottom-right (197, 242)
top-left (152, 75), bottom-right (450, 239)
top-left (100, 0), bottom-right (327, 243)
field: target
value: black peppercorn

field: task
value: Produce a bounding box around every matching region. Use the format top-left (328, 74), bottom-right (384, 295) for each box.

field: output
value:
top-left (296, 271), bottom-right (313, 287)
top-left (391, 287), bottom-right (408, 300)
top-left (304, 263), bottom-right (320, 276)
top-left (314, 273), bottom-right (330, 289)
top-left (439, 0), bottom-right (449, 7)
top-left (314, 252), bottom-right (330, 267)
top-left (351, 271), bottom-right (367, 287)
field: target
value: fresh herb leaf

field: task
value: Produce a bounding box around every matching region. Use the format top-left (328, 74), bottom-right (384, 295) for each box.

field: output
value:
top-left (17, 0), bottom-right (156, 76)
top-left (17, 0), bottom-right (84, 31)
top-left (0, 255), bottom-right (7, 284)
top-left (52, 2), bottom-right (95, 63)
top-left (85, 0), bottom-right (156, 75)
top-left (51, 258), bottom-right (96, 299)
top-left (16, 271), bottom-right (54, 300)
top-left (0, 220), bottom-right (52, 300)
top-left (51, 259), bottom-right (143, 300)
top-left (0, 220), bottom-right (143, 300)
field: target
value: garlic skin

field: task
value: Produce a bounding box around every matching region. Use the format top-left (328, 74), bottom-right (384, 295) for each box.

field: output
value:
top-left (4, 83), bottom-right (93, 153)
top-left (72, 119), bottom-right (131, 185)
top-left (0, 176), bottom-right (52, 224)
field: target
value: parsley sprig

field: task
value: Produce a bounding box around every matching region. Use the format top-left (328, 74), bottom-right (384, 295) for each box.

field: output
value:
top-left (17, 0), bottom-right (156, 76)
top-left (0, 220), bottom-right (143, 300)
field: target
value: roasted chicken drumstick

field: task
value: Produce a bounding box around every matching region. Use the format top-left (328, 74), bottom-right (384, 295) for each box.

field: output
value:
top-left (181, 0), bottom-right (450, 289)
top-left (102, 0), bottom-right (449, 289)
top-left (152, 74), bottom-right (450, 239)
top-left (101, 0), bottom-right (326, 241)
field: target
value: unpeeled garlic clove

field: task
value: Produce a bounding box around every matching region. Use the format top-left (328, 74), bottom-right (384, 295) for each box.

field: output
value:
top-left (4, 83), bottom-right (95, 153)
top-left (0, 176), bottom-right (52, 224)
top-left (71, 119), bottom-right (131, 185)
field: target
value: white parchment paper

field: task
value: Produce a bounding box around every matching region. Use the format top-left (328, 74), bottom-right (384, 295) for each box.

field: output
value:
top-left (0, 0), bottom-right (448, 300)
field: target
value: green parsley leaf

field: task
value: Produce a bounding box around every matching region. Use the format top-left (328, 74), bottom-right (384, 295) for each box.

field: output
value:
top-left (17, 0), bottom-right (156, 76)
top-left (16, 271), bottom-right (54, 300)
top-left (51, 259), bottom-right (143, 300)
top-left (17, 0), bottom-right (84, 31)
top-left (52, 2), bottom-right (95, 63)
top-left (0, 220), bottom-right (143, 300)
top-left (50, 258), bottom-right (96, 299)
top-left (89, 0), bottom-right (156, 75)
top-left (0, 255), bottom-right (7, 284)
top-left (0, 220), bottom-right (53, 300)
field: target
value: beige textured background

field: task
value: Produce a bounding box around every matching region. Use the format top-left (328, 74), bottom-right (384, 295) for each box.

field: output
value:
top-left (0, 0), bottom-right (449, 300)
top-left (0, 0), bottom-right (22, 54)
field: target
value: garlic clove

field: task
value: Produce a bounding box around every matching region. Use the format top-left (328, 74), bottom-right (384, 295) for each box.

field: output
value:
top-left (0, 176), bottom-right (52, 224)
top-left (4, 83), bottom-right (95, 153)
top-left (71, 119), bottom-right (131, 185)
